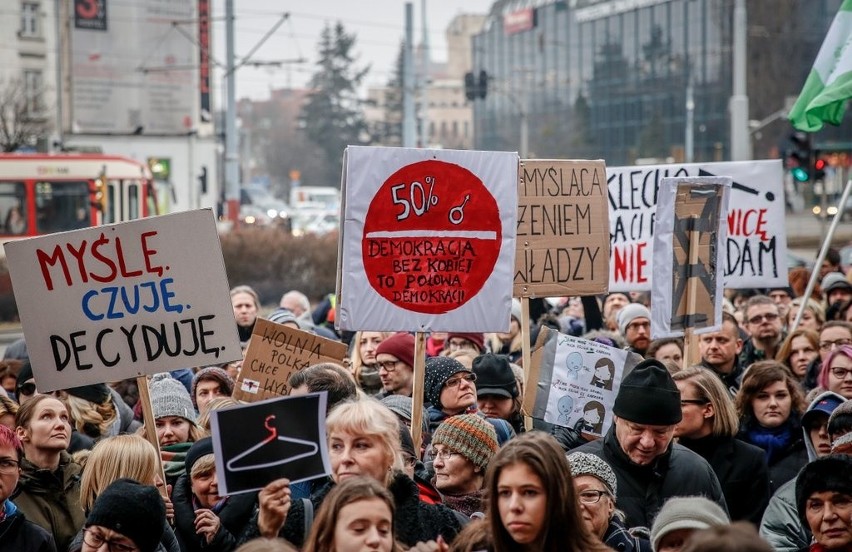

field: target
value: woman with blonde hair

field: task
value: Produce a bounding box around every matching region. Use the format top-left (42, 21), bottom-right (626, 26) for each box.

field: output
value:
top-left (349, 331), bottom-right (392, 395)
top-left (65, 383), bottom-right (141, 444)
top-left (0, 394), bottom-right (18, 429)
top-left (242, 399), bottom-right (462, 547)
top-left (196, 397), bottom-right (242, 436)
top-left (303, 476), bottom-right (403, 552)
top-left (70, 434), bottom-right (178, 552)
top-left (673, 367), bottom-right (771, 523)
top-left (786, 297), bottom-right (825, 333)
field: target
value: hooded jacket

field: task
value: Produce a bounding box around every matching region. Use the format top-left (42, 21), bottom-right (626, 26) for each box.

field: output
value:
top-left (13, 452), bottom-right (85, 552)
top-left (759, 391), bottom-right (847, 552)
top-left (575, 426), bottom-right (727, 529)
top-left (0, 499), bottom-right (56, 552)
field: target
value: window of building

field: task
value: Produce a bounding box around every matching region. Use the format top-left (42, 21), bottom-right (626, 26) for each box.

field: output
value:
top-left (23, 70), bottom-right (43, 115)
top-left (20, 2), bottom-right (40, 38)
top-left (452, 121), bottom-right (458, 136)
top-left (463, 121), bottom-right (469, 138)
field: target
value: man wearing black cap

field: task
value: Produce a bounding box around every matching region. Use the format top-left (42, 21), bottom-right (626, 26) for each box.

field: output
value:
top-left (576, 359), bottom-right (727, 528)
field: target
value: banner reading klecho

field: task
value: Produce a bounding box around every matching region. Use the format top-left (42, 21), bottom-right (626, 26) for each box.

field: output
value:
top-left (337, 146), bottom-right (518, 332)
top-left (5, 209), bottom-right (242, 391)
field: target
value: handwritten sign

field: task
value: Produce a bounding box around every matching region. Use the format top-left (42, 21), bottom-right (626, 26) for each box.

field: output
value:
top-left (211, 393), bottom-right (331, 495)
top-left (337, 146), bottom-right (518, 332)
top-left (514, 159), bottom-right (610, 297)
top-left (523, 329), bottom-right (642, 437)
top-left (5, 209), bottom-right (241, 391)
top-left (233, 319), bottom-right (348, 402)
top-left (607, 160), bottom-right (787, 291)
top-left (651, 178), bottom-right (730, 338)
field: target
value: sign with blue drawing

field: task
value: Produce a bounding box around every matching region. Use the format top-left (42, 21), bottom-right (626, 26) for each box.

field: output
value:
top-left (523, 328), bottom-right (642, 438)
top-left (210, 392), bottom-right (331, 495)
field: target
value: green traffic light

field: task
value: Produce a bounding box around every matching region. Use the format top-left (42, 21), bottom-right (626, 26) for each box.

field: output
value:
top-left (792, 167), bottom-right (809, 182)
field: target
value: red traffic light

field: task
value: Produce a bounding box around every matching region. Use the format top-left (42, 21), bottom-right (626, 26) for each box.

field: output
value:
top-left (815, 158), bottom-right (826, 170)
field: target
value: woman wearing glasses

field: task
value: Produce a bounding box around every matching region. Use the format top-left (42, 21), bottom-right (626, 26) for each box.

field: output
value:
top-left (429, 414), bottom-right (498, 518)
top-left (672, 367), bottom-right (771, 524)
top-left (818, 344), bottom-right (852, 400)
top-left (734, 361), bottom-right (808, 493)
top-left (567, 451), bottom-right (651, 552)
top-left (423, 357), bottom-right (514, 444)
top-left (0, 424), bottom-right (55, 551)
top-left (805, 322), bottom-right (852, 390)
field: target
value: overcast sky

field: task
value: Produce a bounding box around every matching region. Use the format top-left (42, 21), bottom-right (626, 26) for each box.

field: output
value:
top-left (211, 0), bottom-right (494, 102)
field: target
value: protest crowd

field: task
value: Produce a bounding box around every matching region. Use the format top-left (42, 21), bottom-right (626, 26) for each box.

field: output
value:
top-left (0, 247), bottom-right (849, 552)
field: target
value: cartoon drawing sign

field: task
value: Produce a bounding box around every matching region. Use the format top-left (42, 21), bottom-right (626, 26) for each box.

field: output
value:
top-left (607, 159), bottom-right (787, 291)
top-left (4, 209), bottom-right (241, 391)
top-left (523, 328), bottom-right (642, 438)
top-left (210, 393), bottom-right (331, 495)
top-left (337, 146), bottom-right (518, 332)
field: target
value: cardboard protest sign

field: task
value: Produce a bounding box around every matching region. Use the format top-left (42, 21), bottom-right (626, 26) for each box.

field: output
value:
top-left (607, 159), bottom-right (787, 291)
top-left (651, 178), bottom-right (731, 338)
top-left (211, 392), bottom-right (331, 495)
top-left (337, 146), bottom-right (518, 332)
top-left (514, 159), bottom-right (610, 297)
top-left (5, 209), bottom-right (241, 391)
top-left (523, 327), bottom-right (642, 438)
top-left (233, 319), bottom-right (348, 402)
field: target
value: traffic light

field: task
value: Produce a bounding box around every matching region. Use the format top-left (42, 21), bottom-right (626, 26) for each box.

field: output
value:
top-left (464, 72), bottom-right (476, 101)
top-left (198, 166), bottom-right (208, 194)
top-left (478, 70), bottom-right (488, 99)
top-left (93, 176), bottom-right (108, 212)
top-left (813, 152), bottom-right (826, 182)
top-left (788, 132), bottom-right (811, 183)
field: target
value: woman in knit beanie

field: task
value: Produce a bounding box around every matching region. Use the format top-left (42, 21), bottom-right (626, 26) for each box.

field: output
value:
top-left (429, 414), bottom-right (498, 518)
top-left (81, 478), bottom-right (166, 552)
top-left (650, 496), bottom-right (730, 552)
top-left (191, 367), bottom-right (235, 415)
top-left (148, 373), bottom-right (204, 485)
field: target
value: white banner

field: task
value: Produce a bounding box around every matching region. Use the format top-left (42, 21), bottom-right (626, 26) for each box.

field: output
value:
top-left (5, 209), bottom-right (241, 391)
top-left (607, 159), bottom-right (787, 291)
top-left (337, 146), bottom-right (518, 332)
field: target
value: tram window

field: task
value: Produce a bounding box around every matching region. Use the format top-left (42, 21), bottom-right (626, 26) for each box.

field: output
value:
top-left (35, 181), bottom-right (91, 233)
top-left (128, 183), bottom-right (139, 220)
top-left (0, 182), bottom-right (27, 235)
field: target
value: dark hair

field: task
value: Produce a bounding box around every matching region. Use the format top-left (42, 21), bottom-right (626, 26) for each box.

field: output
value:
top-left (646, 338), bottom-right (684, 360)
top-left (288, 363), bottom-right (357, 412)
top-left (303, 476), bottom-right (401, 552)
top-left (825, 248), bottom-right (841, 267)
top-left (485, 432), bottom-right (608, 552)
top-left (681, 522), bottom-right (773, 552)
top-left (448, 518), bottom-right (490, 552)
top-left (736, 361), bottom-right (805, 425)
top-left (15, 394), bottom-right (66, 430)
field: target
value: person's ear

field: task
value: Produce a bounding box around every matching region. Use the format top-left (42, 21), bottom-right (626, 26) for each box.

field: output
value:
top-left (703, 402), bottom-right (715, 420)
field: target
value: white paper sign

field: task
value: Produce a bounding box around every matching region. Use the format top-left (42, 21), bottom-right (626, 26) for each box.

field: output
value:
top-left (337, 146), bottom-right (518, 332)
top-left (607, 159), bottom-right (787, 291)
top-left (5, 209), bottom-right (241, 391)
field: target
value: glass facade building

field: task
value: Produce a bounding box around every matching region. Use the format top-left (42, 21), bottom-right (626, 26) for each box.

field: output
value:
top-left (472, 0), bottom-right (846, 165)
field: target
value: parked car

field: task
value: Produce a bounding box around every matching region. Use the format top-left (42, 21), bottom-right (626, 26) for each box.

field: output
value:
top-left (811, 194), bottom-right (852, 221)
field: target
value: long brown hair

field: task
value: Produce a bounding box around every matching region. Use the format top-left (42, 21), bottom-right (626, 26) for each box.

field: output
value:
top-left (735, 361), bottom-right (805, 426)
top-left (303, 476), bottom-right (403, 552)
top-left (484, 432), bottom-right (609, 552)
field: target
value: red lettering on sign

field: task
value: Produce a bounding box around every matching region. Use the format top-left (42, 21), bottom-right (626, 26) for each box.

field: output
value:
top-left (76, 0), bottom-right (98, 19)
top-left (612, 242), bottom-right (648, 284)
top-left (726, 208), bottom-right (768, 241)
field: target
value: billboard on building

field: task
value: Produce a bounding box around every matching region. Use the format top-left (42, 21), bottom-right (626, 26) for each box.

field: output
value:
top-left (69, 0), bottom-right (198, 135)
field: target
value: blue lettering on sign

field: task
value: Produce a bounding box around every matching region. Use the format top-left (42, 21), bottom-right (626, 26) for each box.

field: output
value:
top-left (80, 277), bottom-right (185, 321)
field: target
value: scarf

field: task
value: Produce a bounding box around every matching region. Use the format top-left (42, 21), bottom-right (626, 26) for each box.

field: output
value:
top-left (441, 489), bottom-right (485, 519)
top-left (744, 421), bottom-right (794, 464)
top-left (161, 441), bottom-right (194, 479)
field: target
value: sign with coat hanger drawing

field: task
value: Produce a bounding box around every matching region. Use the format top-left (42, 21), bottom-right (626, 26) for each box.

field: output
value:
top-left (210, 392), bottom-right (331, 495)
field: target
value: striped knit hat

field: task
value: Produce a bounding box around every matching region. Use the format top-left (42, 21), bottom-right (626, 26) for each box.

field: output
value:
top-left (431, 414), bottom-right (498, 470)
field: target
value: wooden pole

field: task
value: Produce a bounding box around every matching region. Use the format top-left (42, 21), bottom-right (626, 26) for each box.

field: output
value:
top-left (136, 375), bottom-right (168, 497)
top-left (410, 332), bottom-right (427, 456)
top-left (683, 221), bottom-right (701, 367)
top-left (520, 297), bottom-right (533, 431)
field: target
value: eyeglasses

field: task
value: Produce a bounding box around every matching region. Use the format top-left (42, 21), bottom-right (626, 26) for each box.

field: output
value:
top-left (680, 399), bottom-right (709, 407)
top-left (626, 321), bottom-right (651, 331)
top-left (445, 373), bottom-right (477, 388)
top-left (578, 490), bottom-right (609, 504)
top-left (428, 449), bottom-right (460, 462)
top-left (830, 367), bottom-right (852, 379)
top-left (376, 359), bottom-right (403, 372)
top-left (748, 312), bottom-right (780, 325)
top-left (0, 458), bottom-right (19, 474)
top-left (16, 382), bottom-right (36, 396)
top-left (83, 529), bottom-right (138, 552)
top-left (820, 338), bottom-right (852, 352)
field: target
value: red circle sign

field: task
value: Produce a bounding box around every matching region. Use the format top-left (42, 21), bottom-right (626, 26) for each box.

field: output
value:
top-left (362, 160), bottom-right (502, 315)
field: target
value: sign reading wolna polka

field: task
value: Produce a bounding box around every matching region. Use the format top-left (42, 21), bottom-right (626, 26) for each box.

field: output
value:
top-left (337, 146), bottom-right (518, 332)
top-left (5, 209), bottom-right (242, 392)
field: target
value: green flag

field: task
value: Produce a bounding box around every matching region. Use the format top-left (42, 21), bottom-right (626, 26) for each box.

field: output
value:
top-left (788, 0), bottom-right (852, 132)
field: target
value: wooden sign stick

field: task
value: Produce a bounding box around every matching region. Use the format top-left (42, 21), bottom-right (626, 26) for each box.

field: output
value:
top-left (136, 375), bottom-right (168, 497)
top-left (410, 332), bottom-right (427, 456)
top-left (683, 220), bottom-right (701, 367)
top-left (520, 297), bottom-right (533, 431)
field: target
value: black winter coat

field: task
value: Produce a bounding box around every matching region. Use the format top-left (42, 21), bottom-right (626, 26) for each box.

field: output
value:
top-left (678, 434), bottom-right (771, 524)
top-left (575, 427), bottom-right (727, 529)
top-left (0, 509), bottom-right (56, 552)
top-left (239, 472), bottom-right (463, 548)
top-left (172, 474), bottom-right (258, 552)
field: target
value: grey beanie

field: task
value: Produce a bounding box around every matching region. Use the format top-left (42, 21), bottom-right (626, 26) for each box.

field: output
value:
top-left (381, 394), bottom-right (429, 437)
top-left (567, 451), bottom-right (618, 499)
top-left (617, 303), bottom-right (651, 335)
top-left (149, 373), bottom-right (197, 423)
top-left (650, 496), bottom-right (729, 551)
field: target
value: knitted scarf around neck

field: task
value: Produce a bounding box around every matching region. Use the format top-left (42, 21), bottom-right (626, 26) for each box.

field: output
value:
top-left (745, 420), bottom-right (794, 464)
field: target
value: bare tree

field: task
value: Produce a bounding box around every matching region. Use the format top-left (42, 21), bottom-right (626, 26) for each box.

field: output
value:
top-left (0, 77), bottom-right (51, 152)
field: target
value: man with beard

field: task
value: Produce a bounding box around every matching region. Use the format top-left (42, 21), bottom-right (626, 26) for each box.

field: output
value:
top-left (740, 295), bottom-right (785, 369)
top-left (617, 303), bottom-right (652, 356)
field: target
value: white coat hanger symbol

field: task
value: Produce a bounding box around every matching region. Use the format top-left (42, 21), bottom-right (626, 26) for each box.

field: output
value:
top-left (226, 414), bottom-right (319, 472)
